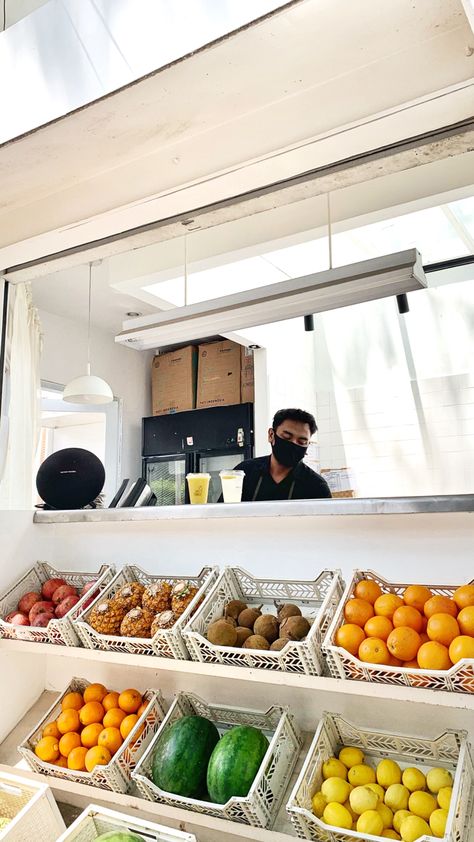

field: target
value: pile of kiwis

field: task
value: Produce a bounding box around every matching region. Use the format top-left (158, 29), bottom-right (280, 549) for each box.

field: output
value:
top-left (206, 599), bottom-right (311, 651)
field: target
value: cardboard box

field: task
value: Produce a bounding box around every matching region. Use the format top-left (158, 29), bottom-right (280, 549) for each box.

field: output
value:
top-left (241, 346), bottom-right (255, 403)
top-left (320, 467), bottom-right (356, 498)
top-left (197, 340), bottom-right (241, 409)
top-left (152, 345), bottom-right (197, 416)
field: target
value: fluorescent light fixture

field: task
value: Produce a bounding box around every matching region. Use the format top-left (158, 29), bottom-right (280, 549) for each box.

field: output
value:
top-left (116, 249), bottom-right (426, 351)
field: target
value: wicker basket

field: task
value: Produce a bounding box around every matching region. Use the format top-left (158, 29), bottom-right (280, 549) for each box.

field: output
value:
top-left (56, 803), bottom-right (197, 842)
top-left (287, 712), bottom-right (474, 842)
top-left (0, 562), bottom-right (115, 647)
top-left (182, 566), bottom-right (344, 675)
top-left (0, 770), bottom-right (65, 841)
top-left (18, 678), bottom-right (167, 793)
top-left (132, 691), bottom-right (303, 828)
top-left (74, 564), bottom-right (218, 659)
top-left (322, 570), bottom-right (474, 693)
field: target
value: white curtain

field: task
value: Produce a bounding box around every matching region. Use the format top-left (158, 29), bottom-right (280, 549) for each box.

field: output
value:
top-left (0, 284), bottom-right (42, 509)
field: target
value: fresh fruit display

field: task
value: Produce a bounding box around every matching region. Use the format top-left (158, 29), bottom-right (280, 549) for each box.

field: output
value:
top-left (206, 725), bottom-right (269, 803)
top-left (0, 817), bottom-right (10, 829)
top-left (206, 599), bottom-right (311, 650)
top-left (151, 715), bottom-right (220, 797)
top-left (95, 833), bottom-right (145, 842)
top-left (1, 576), bottom-right (99, 628)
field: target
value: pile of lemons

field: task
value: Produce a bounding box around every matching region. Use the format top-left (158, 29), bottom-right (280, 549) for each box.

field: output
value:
top-left (311, 746), bottom-right (453, 840)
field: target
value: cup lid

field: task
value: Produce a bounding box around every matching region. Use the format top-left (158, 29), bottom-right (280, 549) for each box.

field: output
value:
top-left (219, 470), bottom-right (245, 477)
top-left (186, 473), bottom-right (211, 478)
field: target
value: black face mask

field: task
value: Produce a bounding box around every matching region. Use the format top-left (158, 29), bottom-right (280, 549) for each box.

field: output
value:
top-left (271, 434), bottom-right (308, 468)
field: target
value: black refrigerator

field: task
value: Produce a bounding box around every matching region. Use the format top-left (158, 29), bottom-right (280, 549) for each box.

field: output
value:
top-left (142, 403), bottom-right (254, 505)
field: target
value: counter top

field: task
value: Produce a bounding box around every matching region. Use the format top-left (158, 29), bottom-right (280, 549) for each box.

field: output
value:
top-left (33, 494), bottom-right (474, 523)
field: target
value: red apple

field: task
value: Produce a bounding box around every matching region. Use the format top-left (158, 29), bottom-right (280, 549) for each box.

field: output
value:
top-left (29, 601), bottom-right (54, 624)
top-left (42, 578), bottom-right (67, 600)
top-left (31, 611), bottom-right (54, 627)
top-left (55, 595), bottom-right (80, 618)
top-left (52, 584), bottom-right (77, 605)
top-left (5, 611), bottom-right (29, 626)
top-left (80, 580), bottom-right (97, 597)
top-left (18, 592), bottom-right (42, 614)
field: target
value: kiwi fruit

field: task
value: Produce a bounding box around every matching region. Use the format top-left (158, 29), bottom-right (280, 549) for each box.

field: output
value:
top-left (207, 619), bottom-right (238, 646)
top-left (242, 634), bottom-right (270, 650)
top-left (235, 626), bottom-right (253, 646)
top-left (279, 615), bottom-right (310, 641)
top-left (253, 614), bottom-right (279, 643)
top-left (224, 599), bottom-right (247, 620)
top-left (238, 607), bottom-right (261, 629)
top-left (277, 603), bottom-right (302, 621)
top-left (270, 638), bottom-right (288, 651)
top-left (223, 616), bottom-right (237, 628)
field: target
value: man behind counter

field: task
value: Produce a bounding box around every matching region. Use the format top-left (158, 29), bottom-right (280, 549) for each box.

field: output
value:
top-left (233, 407), bottom-right (331, 502)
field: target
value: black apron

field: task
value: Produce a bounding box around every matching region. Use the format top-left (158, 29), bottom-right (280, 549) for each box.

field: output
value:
top-left (251, 475), bottom-right (296, 501)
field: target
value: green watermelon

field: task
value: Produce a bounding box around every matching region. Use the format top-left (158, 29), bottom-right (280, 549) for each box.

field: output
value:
top-left (151, 715), bottom-right (220, 797)
top-left (206, 725), bottom-right (269, 804)
top-left (95, 833), bottom-right (145, 841)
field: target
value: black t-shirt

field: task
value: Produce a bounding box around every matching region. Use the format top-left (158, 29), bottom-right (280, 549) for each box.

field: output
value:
top-left (232, 455), bottom-right (332, 502)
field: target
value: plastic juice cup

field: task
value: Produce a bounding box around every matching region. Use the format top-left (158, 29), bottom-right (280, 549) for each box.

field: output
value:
top-left (186, 473), bottom-right (211, 504)
top-left (219, 470), bottom-right (245, 503)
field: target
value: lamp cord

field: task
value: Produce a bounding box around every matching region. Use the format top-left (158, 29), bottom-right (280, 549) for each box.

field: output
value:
top-left (87, 262), bottom-right (92, 376)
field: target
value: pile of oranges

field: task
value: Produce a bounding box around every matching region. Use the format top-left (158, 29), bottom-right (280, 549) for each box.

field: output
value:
top-left (335, 579), bottom-right (474, 671)
top-left (33, 683), bottom-right (148, 773)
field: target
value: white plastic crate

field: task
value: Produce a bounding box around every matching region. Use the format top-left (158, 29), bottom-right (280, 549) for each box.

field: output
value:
top-left (18, 677), bottom-right (167, 793)
top-left (0, 562), bottom-right (115, 647)
top-left (182, 566), bottom-right (344, 675)
top-left (75, 564), bottom-right (218, 659)
top-left (322, 570), bottom-right (474, 693)
top-left (287, 712), bottom-right (474, 842)
top-left (56, 803), bottom-right (197, 842)
top-left (0, 770), bottom-right (65, 842)
top-left (132, 691), bottom-right (303, 828)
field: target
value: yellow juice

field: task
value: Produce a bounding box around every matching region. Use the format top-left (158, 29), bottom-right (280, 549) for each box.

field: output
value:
top-left (186, 473), bottom-right (211, 504)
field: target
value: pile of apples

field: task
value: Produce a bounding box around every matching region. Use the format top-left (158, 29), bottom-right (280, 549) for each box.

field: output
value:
top-left (4, 577), bottom-right (98, 628)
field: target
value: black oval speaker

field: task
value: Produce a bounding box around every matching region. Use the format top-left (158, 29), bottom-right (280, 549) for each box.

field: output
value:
top-left (36, 448), bottom-right (105, 509)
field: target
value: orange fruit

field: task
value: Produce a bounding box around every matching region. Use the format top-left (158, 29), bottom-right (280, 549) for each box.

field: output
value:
top-left (374, 593), bottom-right (404, 619)
top-left (449, 635), bottom-right (474, 664)
top-left (417, 641), bottom-right (452, 670)
top-left (103, 707), bottom-right (127, 729)
top-left (457, 606), bottom-right (474, 637)
top-left (364, 615), bottom-right (393, 641)
top-left (386, 654), bottom-right (403, 667)
top-left (83, 683), bottom-right (108, 704)
top-left (98, 726), bottom-right (123, 755)
top-left (424, 595), bottom-right (457, 619)
top-left (120, 714), bottom-right (141, 741)
top-left (344, 598), bottom-right (374, 628)
top-left (118, 689), bottom-right (142, 714)
top-left (67, 746), bottom-right (88, 771)
top-left (55, 755), bottom-right (68, 767)
top-left (393, 606), bottom-right (423, 633)
top-left (59, 732), bottom-right (81, 757)
top-left (137, 702), bottom-right (148, 717)
top-left (35, 736), bottom-right (60, 763)
top-left (403, 585), bottom-right (432, 613)
top-left (102, 692), bottom-right (120, 712)
top-left (61, 691), bottom-right (83, 712)
top-left (80, 701), bottom-right (105, 726)
top-left (453, 584), bottom-right (474, 610)
top-left (85, 745), bottom-right (112, 772)
top-left (42, 721), bottom-right (60, 739)
top-left (387, 627), bottom-right (421, 661)
top-left (419, 632), bottom-right (429, 644)
top-left (335, 624), bottom-right (366, 656)
top-left (354, 579), bottom-right (382, 605)
top-left (427, 613), bottom-right (460, 647)
top-left (358, 637), bottom-right (390, 665)
top-left (403, 659), bottom-right (419, 668)
top-left (81, 723), bottom-right (104, 748)
top-left (57, 709), bottom-right (81, 735)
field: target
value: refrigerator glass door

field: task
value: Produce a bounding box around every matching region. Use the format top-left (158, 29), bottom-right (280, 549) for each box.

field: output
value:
top-left (198, 452), bottom-right (247, 503)
top-left (144, 456), bottom-right (186, 506)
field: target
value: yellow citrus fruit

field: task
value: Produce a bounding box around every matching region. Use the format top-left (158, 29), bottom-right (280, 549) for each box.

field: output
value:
top-left (452, 584), bottom-right (474, 610)
top-left (383, 831), bottom-right (401, 840)
top-left (85, 745), bottom-right (112, 772)
top-left (79, 701), bottom-right (105, 726)
top-left (81, 722), bottom-right (104, 748)
top-left (426, 768), bottom-right (453, 793)
top-left (343, 799), bottom-right (358, 821)
top-left (311, 791), bottom-right (326, 817)
top-left (402, 767), bottom-right (426, 792)
top-left (61, 691), bottom-right (83, 712)
top-left (321, 777), bottom-right (352, 804)
top-left (349, 785), bottom-right (378, 814)
top-left (400, 815), bottom-right (430, 842)
top-left (339, 746), bottom-right (364, 768)
top-left (57, 709), bottom-right (81, 734)
top-left (42, 721), bottom-right (60, 739)
top-left (348, 764), bottom-right (376, 786)
top-left (98, 726), bottom-right (123, 756)
top-left (118, 689), bottom-right (142, 714)
top-left (449, 635), bottom-right (474, 664)
top-left (377, 802), bottom-right (394, 829)
top-left (377, 758), bottom-right (402, 788)
top-left (385, 784), bottom-right (409, 812)
top-left (102, 691), bottom-right (120, 712)
top-left (437, 787), bottom-right (452, 810)
top-left (357, 810), bottom-right (384, 835)
top-left (58, 732), bottom-right (81, 757)
top-left (367, 782), bottom-right (386, 800)
top-left (67, 746), bottom-right (88, 771)
top-left (83, 683), bottom-right (108, 704)
top-left (393, 810), bottom-right (411, 833)
top-left (322, 757), bottom-right (348, 780)
top-left (322, 802), bottom-right (352, 829)
top-left (430, 808), bottom-right (448, 837)
top-left (103, 708), bottom-right (127, 729)
top-left (35, 736), bottom-right (60, 763)
top-left (408, 790), bottom-right (437, 821)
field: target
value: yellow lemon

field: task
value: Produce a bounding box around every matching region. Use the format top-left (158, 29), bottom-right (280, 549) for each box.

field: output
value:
top-left (321, 777), bottom-right (352, 804)
top-left (408, 791), bottom-right (437, 821)
top-left (385, 784), bottom-right (410, 812)
top-left (377, 802), bottom-right (394, 829)
top-left (357, 810), bottom-right (384, 835)
top-left (400, 815), bottom-right (431, 842)
top-left (322, 802), bottom-right (352, 829)
top-left (343, 799), bottom-right (358, 821)
top-left (322, 757), bottom-right (348, 780)
top-left (367, 782), bottom-right (385, 801)
top-left (430, 808), bottom-right (448, 838)
top-left (383, 831), bottom-right (401, 840)
top-left (311, 791), bottom-right (326, 818)
top-left (349, 785), bottom-right (379, 815)
top-left (348, 763), bottom-right (376, 786)
top-left (437, 786), bottom-right (452, 811)
top-left (393, 810), bottom-right (411, 833)
top-left (426, 768), bottom-right (453, 794)
top-left (339, 746), bottom-right (364, 768)
top-left (402, 767), bottom-right (426, 793)
top-left (377, 759), bottom-right (402, 788)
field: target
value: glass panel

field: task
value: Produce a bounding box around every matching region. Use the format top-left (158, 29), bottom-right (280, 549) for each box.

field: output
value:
top-left (146, 459), bottom-right (185, 506)
top-left (199, 454), bottom-right (244, 503)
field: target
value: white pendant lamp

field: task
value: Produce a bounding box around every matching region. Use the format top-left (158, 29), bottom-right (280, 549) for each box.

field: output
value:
top-left (63, 263), bottom-right (113, 404)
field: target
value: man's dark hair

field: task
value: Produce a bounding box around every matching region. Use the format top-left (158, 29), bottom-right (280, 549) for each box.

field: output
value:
top-left (272, 408), bottom-right (317, 436)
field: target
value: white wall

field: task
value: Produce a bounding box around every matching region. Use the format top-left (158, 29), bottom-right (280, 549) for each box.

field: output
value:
top-left (38, 309), bottom-right (152, 484)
